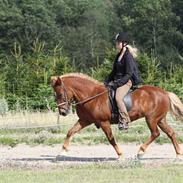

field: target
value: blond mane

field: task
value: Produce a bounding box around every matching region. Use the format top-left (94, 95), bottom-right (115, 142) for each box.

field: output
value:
top-left (61, 73), bottom-right (102, 85)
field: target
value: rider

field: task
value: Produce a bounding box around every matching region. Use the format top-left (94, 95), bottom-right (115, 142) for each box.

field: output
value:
top-left (104, 32), bottom-right (143, 130)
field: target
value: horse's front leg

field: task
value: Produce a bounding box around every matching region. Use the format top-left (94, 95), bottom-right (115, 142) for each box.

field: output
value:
top-left (100, 121), bottom-right (123, 159)
top-left (62, 119), bottom-right (91, 151)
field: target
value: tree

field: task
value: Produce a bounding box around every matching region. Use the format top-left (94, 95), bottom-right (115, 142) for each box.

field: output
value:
top-left (171, 0), bottom-right (183, 57)
top-left (0, 0), bottom-right (60, 54)
top-left (48, 0), bottom-right (118, 69)
top-left (112, 0), bottom-right (183, 66)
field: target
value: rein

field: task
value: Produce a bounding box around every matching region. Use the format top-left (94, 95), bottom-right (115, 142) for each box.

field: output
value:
top-left (73, 90), bottom-right (108, 106)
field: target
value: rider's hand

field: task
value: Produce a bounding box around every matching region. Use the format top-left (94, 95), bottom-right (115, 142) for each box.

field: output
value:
top-left (104, 81), bottom-right (108, 87)
top-left (107, 81), bottom-right (118, 90)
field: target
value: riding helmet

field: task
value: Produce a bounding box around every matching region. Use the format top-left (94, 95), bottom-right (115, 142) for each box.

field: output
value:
top-left (115, 32), bottom-right (129, 43)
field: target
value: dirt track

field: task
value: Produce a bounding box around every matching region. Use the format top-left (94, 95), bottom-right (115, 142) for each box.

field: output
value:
top-left (1, 143), bottom-right (183, 169)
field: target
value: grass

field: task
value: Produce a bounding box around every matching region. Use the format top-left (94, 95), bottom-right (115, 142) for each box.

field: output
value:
top-left (0, 112), bottom-right (183, 147)
top-left (1, 164), bottom-right (183, 183)
top-left (0, 111), bottom-right (77, 129)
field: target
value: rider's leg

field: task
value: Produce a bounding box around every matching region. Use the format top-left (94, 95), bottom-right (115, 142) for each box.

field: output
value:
top-left (115, 79), bottom-right (132, 130)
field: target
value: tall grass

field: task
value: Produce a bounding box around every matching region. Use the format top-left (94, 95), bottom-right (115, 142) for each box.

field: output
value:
top-left (0, 111), bottom-right (77, 129)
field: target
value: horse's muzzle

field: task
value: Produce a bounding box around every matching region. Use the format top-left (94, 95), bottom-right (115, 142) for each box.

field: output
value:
top-left (59, 109), bottom-right (69, 116)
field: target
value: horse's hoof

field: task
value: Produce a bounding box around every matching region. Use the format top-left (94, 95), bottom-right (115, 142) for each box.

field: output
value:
top-left (137, 153), bottom-right (145, 159)
top-left (137, 148), bottom-right (146, 159)
top-left (61, 149), bottom-right (68, 156)
top-left (176, 154), bottom-right (183, 161)
top-left (55, 150), bottom-right (68, 161)
top-left (117, 154), bottom-right (125, 161)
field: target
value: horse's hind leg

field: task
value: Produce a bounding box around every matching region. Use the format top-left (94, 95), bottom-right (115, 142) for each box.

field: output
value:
top-left (158, 117), bottom-right (183, 157)
top-left (100, 121), bottom-right (123, 159)
top-left (62, 119), bottom-right (91, 151)
top-left (137, 117), bottom-right (160, 157)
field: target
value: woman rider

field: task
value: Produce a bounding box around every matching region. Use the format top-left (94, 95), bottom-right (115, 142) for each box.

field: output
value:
top-left (104, 32), bottom-right (143, 130)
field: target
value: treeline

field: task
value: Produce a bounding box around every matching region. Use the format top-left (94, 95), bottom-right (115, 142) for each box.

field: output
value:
top-left (1, 0), bottom-right (183, 66)
top-left (0, 0), bottom-right (182, 112)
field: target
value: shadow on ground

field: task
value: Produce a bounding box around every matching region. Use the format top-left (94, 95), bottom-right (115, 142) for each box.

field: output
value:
top-left (11, 155), bottom-right (181, 163)
top-left (12, 155), bottom-right (118, 163)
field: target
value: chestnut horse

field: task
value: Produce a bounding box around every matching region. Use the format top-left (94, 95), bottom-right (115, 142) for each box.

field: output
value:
top-left (51, 73), bottom-right (183, 159)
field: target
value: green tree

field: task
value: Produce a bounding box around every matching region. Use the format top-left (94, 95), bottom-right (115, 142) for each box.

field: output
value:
top-left (48, 0), bottom-right (118, 69)
top-left (171, 0), bottom-right (183, 56)
top-left (0, 0), bottom-right (60, 54)
top-left (112, 0), bottom-right (182, 65)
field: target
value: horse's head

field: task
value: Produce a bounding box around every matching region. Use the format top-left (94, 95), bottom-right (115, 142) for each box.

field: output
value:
top-left (51, 76), bottom-right (73, 116)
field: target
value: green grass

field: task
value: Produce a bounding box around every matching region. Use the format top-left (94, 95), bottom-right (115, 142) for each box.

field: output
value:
top-left (1, 164), bottom-right (183, 183)
top-left (0, 116), bottom-right (183, 147)
top-left (0, 137), bottom-right (18, 147)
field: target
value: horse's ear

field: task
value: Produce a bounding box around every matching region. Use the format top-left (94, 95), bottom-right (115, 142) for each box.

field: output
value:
top-left (50, 76), bottom-right (62, 87)
top-left (56, 77), bottom-right (62, 86)
top-left (51, 76), bottom-right (58, 87)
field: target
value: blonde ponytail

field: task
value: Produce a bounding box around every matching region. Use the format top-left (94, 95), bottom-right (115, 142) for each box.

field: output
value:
top-left (127, 45), bottom-right (138, 58)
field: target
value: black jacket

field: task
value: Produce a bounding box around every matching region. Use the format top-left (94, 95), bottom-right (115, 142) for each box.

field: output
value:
top-left (105, 48), bottom-right (143, 87)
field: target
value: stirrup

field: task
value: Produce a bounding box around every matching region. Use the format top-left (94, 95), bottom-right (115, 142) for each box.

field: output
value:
top-left (118, 122), bottom-right (129, 130)
top-left (118, 112), bottom-right (131, 123)
top-left (118, 111), bottom-right (130, 130)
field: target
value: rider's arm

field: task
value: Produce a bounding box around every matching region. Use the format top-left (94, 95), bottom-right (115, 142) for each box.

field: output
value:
top-left (116, 53), bottom-right (134, 87)
top-left (104, 53), bottom-right (120, 84)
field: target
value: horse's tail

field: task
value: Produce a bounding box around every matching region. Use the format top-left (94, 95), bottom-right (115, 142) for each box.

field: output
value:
top-left (168, 92), bottom-right (183, 122)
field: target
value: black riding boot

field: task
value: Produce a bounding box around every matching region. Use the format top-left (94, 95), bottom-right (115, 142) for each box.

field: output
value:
top-left (118, 112), bottom-right (131, 130)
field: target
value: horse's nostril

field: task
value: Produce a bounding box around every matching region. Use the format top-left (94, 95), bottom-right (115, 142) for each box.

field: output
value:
top-left (61, 112), bottom-right (67, 116)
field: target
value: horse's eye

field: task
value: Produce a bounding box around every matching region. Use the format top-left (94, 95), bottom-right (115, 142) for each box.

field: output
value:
top-left (54, 92), bottom-right (62, 98)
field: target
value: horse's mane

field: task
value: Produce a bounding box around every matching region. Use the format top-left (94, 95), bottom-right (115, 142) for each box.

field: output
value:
top-left (61, 73), bottom-right (103, 85)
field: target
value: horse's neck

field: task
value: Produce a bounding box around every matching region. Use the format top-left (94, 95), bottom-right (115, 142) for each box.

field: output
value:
top-left (67, 78), bottom-right (105, 101)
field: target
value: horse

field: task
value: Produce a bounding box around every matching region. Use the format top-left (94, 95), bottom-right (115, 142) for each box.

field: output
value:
top-left (51, 73), bottom-right (183, 159)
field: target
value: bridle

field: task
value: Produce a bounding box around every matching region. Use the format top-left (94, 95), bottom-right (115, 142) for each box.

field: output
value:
top-left (55, 78), bottom-right (108, 109)
top-left (55, 78), bottom-right (70, 110)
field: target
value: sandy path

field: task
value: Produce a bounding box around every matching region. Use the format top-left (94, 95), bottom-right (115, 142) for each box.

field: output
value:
top-left (0, 143), bottom-right (183, 169)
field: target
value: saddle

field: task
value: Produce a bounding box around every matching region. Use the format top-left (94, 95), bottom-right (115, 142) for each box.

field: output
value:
top-left (108, 86), bottom-right (138, 124)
